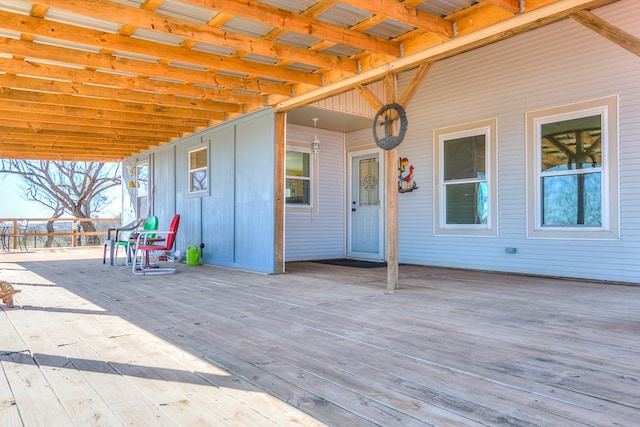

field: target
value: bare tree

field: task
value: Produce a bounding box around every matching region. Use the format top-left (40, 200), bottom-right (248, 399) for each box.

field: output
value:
top-left (0, 160), bottom-right (120, 246)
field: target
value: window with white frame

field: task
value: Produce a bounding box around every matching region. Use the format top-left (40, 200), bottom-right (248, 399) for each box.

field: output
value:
top-left (527, 96), bottom-right (619, 239)
top-left (434, 119), bottom-right (497, 236)
top-left (285, 141), bottom-right (319, 213)
top-left (136, 163), bottom-right (148, 218)
top-left (286, 148), bottom-right (311, 206)
top-left (188, 146), bottom-right (208, 194)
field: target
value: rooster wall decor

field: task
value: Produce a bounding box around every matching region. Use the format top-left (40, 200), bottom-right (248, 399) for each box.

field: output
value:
top-left (398, 157), bottom-right (418, 193)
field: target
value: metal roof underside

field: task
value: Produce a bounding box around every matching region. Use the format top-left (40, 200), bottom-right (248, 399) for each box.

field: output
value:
top-left (0, 0), bottom-right (624, 161)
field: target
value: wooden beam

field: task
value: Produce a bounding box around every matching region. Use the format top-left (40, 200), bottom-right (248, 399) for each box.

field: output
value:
top-left (180, 0), bottom-right (401, 57)
top-left (0, 141), bottom-right (154, 153)
top-left (398, 62), bottom-right (433, 107)
top-left (0, 87), bottom-right (222, 120)
top-left (356, 84), bottom-right (384, 111)
top-left (571, 10), bottom-right (640, 57)
top-left (0, 125), bottom-right (173, 142)
top-left (384, 74), bottom-right (398, 291)
top-left (448, 2), bottom-right (516, 37)
top-left (0, 108), bottom-right (196, 134)
top-left (0, 136), bottom-right (158, 150)
top-left (0, 74), bottom-right (241, 113)
top-left (35, 0), bottom-right (359, 74)
top-left (276, 0), bottom-right (621, 112)
top-left (274, 112), bottom-right (286, 274)
top-left (0, 148), bottom-right (130, 161)
top-left (0, 119), bottom-right (179, 139)
top-left (0, 57), bottom-right (265, 106)
top-left (485, 0), bottom-right (522, 14)
top-left (0, 36), bottom-right (293, 98)
top-left (337, 0), bottom-right (453, 37)
top-left (0, 10), bottom-right (322, 86)
top-left (0, 100), bottom-right (210, 128)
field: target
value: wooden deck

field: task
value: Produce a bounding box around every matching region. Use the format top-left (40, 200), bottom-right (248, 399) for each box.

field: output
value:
top-left (1, 248), bottom-right (638, 426)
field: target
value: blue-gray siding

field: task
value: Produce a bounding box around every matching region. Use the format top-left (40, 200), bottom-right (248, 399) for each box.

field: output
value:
top-left (125, 108), bottom-right (277, 273)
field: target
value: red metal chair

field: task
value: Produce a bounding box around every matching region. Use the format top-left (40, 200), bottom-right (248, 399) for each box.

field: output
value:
top-left (131, 214), bottom-right (180, 275)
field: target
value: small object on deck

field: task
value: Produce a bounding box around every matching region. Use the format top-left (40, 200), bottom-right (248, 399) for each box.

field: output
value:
top-left (186, 245), bottom-right (200, 266)
top-left (0, 280), bottom-right (21, 308)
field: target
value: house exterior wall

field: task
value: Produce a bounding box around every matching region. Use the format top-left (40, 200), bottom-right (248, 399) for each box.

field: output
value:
top-left (120, 1), bottom-right (640, 283)
top-left (284, 124), bottom-right (346, 261)
top-left (311, 80), bottom-right (384, 118)
top-left (361, 0), bottom-right (640, 283)
top-left (123, 108), bottom-right (277, 273)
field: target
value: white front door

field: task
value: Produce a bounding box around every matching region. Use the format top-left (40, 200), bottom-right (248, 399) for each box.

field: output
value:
top-left (348, 149), bottom-right (384, 260)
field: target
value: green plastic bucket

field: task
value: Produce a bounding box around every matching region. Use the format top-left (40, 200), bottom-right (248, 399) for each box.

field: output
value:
top-left (186, 245), bottom-right (200, 266)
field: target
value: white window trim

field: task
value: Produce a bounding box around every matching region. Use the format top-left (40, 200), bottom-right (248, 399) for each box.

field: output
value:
top-left (526, 95), bottom-right (619, 239)
top-left (434, 118), bottom-right (497, 236)
top-left (135, 161), bottom-right (150, 219)
top-left (286, 140), bottom-right (318, 214)
top-left (188, 143), bottom-right (209, 197)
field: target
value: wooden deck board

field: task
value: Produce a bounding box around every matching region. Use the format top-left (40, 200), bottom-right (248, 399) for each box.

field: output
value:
top-left (0, 248), bottom-right (639, 426)
top-left (8, 310), bottom-right (127, 427)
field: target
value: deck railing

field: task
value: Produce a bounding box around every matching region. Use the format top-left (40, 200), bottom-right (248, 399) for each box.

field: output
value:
top-left (0, 217), bottom-right (120, 250)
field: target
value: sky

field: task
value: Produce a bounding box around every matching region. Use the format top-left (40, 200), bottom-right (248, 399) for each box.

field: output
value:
top-left (0, 173), bottom-right (122, 218)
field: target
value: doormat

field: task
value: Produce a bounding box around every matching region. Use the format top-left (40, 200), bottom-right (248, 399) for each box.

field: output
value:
top-left (312, 258), bottom-right (386, 269)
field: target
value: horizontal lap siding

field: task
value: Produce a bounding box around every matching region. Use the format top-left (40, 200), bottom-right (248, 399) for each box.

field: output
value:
top-left (285, 124), bottom-right (345, 261)
top-left (393, 0), bottom-right (640, 283)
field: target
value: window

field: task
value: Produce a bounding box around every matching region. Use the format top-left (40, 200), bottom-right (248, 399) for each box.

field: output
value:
top-left (189, 147), bottom-right (208, 194)
top-left (527, 96), bottom-right (619, 239)
top-left (286, 139), bottom-right (319, 213)
top-left (136, 163), bottom-right (148, 218)
top-left (540, 115), bottom-right (602, 226)
top-left (434, 119), bottom-right (497, 236)
top-left (286, 149), bottom-right (311, 205)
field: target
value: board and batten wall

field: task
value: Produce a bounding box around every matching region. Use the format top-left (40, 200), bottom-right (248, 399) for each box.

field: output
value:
top-left (345, 0), bottom-right (640, 283)
top-left (124, 108), bottom-right (277, 273)
top-left (284, 124), bottom-right (346, 261)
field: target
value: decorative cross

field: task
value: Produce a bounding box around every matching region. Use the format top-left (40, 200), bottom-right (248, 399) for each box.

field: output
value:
top-left (378, 113), bottom-right (396, 139)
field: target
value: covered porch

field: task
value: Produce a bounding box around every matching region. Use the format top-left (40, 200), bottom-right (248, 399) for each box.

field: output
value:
top-left (1, 249), bottom-right (638, 426)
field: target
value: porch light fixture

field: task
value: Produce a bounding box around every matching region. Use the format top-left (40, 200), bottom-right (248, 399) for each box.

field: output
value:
top-left (311, 118), bottom-right (320, 155)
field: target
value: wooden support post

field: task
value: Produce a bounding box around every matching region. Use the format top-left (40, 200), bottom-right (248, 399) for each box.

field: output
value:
top-left (11, 220), bottom-right (17, 250)
top-left (386, 147), bottom-right (398, 291)
top-left (384, 74), bottom-right (398, 291)
top-left (274, 112), bottom-right (286, 273)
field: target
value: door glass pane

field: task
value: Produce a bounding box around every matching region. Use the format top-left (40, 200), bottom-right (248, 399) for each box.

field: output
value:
top-left (359, 158), bottom-right (379, 206)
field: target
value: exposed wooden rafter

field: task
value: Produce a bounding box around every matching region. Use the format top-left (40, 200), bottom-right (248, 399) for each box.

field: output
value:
top-left (0, 0), bottom-right (623, 162)
top-left (571, 10), bottom-right (640, 57)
